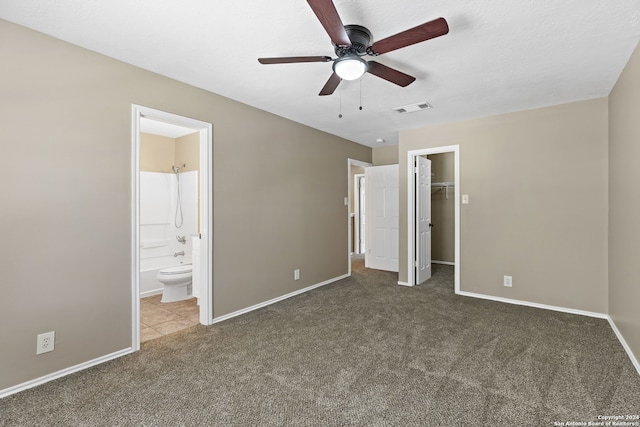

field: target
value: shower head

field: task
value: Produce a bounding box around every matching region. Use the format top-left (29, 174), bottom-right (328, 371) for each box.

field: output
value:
top-left (172, 166), bottom-right (180, 174)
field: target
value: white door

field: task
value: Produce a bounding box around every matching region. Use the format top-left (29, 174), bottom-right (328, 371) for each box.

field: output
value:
top-left (365, 165), bottom-right (399, 272)
top-left (416, 156), bottom-right (432, 284)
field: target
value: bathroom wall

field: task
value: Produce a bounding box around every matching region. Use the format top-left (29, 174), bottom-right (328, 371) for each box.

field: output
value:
top-left (175, 132), bottom-right (200, 173)
top-left (140, 131), bottom-right (201, 235)
top-left (174, 132), bottom-right (201, 230)
top-left (139, 131), bottom-right (199, 264)
top-left (176, 171), bottom-right (198, 255)
top-left (139, 172), bottom-right (173, 259)
top-left (139, 170), bottom-right (198, 283)
top-left (140, 133), bottom-right (176, 172)
top-left (140, 132), bottom-right (200, 174)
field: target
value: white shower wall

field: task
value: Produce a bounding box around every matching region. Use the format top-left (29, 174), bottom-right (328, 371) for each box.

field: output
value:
top-left (139, 171), bottom-right (198, 295)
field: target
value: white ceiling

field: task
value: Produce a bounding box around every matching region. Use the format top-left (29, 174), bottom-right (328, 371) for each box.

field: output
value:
top-left (140, 117), bottom-right (198, 138)
top-left (2, 0), bottom-right (639, 147)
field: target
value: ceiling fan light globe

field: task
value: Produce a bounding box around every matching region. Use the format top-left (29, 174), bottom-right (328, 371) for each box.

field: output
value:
top-left (333, 57), bottom-right (367, 80)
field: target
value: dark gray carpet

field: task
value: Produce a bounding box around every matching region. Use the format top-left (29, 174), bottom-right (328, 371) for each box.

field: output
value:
top-left (2, 259), bottom-right (639, 426)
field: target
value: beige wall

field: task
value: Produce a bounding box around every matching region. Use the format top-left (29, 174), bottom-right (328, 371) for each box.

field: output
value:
top-left (140, 132), bottom-right (200, 173)
top-left (609, 42), bottom-right (640, 363)
top-left (372, 145), bottom-right (399, 165)
top-left (175, 132), bottom-right (200, 173)
top-left (400, 98), bottom-right (609, 313)
top-left (140, 133), bottom-right (176, 172)
top-left (428, 153), bottom-right (455, 263)
top-left (0, 19), bottom-right (370, 391)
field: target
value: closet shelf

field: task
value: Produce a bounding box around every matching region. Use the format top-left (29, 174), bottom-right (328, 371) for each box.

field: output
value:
top-left (432, 182), bottom-right (455, 188)
top-left (431, 182), bottom-right (455, 199)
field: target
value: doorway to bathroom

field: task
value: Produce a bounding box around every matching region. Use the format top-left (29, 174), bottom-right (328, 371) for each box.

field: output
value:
top-left (131, 105), bottom-right (213, 350)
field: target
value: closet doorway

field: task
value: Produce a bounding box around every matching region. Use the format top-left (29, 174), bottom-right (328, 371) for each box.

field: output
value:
top-left (406, 145), bottom-right (460, 291)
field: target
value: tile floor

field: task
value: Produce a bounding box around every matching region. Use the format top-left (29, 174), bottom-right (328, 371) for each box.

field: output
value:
top-left (140, 294), bottom-right (199, 343)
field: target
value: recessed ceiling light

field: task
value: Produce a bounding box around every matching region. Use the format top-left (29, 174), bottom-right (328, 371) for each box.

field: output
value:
top-left (376, 138), bottom-right (386, 144)
top-left (392, 101), bottom-right (433, 114)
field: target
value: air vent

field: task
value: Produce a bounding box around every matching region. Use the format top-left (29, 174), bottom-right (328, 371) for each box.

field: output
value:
top-left (393, 101), bottom-right (433, 114)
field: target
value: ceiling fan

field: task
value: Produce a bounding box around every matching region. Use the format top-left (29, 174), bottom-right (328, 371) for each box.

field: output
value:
top-left (258, 0), bottom-right (449, 96)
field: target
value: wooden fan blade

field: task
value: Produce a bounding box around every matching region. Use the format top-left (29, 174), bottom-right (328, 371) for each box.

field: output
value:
top-left (307, 0), bottom-right (351, 47)
top-left (366, 61), bottom-right (416, 87)
top-left (258, 56), bottom-right (332, 64)
top-left (319, 72), bottom-right (342, 96)
top-left (370, 17), bottom-right (449, 55)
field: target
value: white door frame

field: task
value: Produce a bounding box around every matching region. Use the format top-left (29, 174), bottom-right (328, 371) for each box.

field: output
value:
top-left (348, 158), bottom-right (372, 276)
top-left (131, 105), bottom-right (214, 351)
top-left (406, 145), bottom-right (460, 291)
top-left (353, 173), bottom-right (365, 254)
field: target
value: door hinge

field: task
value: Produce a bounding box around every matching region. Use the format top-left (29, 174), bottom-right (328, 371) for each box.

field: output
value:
top-left (414, 260), bottom-right (418, 267)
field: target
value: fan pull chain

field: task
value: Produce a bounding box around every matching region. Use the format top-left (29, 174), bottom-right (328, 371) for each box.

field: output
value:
top-left (338, 88), bottom-right (343, 119)
top-left (359, 79), bottom-right (363, 111)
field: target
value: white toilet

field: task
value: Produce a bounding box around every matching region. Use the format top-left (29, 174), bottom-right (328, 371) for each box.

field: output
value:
top-left (157, 264), bottom-right (193, 303)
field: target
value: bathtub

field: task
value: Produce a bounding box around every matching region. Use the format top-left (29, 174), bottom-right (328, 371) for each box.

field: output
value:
top-left (140, 256), bottom-right (192, 297)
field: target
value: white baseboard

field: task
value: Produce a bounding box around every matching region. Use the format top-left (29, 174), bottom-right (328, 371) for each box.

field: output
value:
top-left (6, 284), bottom-right (636, 400)
top-left (140, 289), bottom-right (163, 298)
top-left (432, 260), bottom-right (455, 266)
top-left (0, 348), bottom-right (133, 399)
top-left (212, 274), bottom-right (350, 324)
top-left (398, 263), bottom-right (453, 286)
top-left (457, 291), bottom-right (640, 375)
top-left (457, 290), bottom-right (608, 319)
top-left (606, 317), bottom-right (640, 376)
top-left (1, 275), bottom-right (351, 396)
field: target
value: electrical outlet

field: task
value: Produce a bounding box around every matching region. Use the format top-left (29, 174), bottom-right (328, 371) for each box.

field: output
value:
top-left (504, 275), bottom-right (513, 287)
top-left (294, 269), bottom-right (300, 280)
top-left (37, 331), bottom-right (55, 355)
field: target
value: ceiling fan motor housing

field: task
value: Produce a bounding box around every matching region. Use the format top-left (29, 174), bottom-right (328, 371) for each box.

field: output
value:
top-left (334, 25), bottom-right (373, 57)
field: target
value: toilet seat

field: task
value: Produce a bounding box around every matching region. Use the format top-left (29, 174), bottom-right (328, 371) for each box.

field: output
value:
top-left (158, 264), bottom-right (192, 275)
